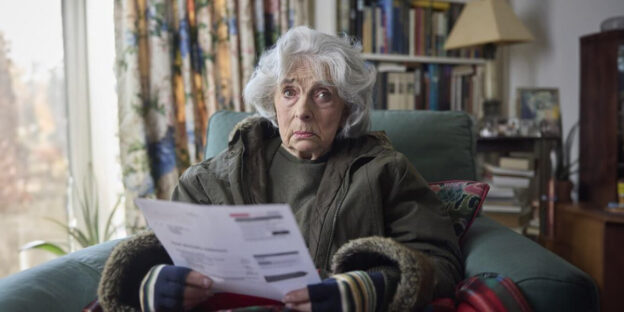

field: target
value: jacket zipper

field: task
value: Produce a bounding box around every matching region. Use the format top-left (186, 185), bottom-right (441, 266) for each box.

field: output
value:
top-left (239, 145), bottom-right (256, 204)
top-left (322, 157), bottom-right (360, 270)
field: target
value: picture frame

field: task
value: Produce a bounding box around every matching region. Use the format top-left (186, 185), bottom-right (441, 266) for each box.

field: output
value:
top-left (516, 88), bottom-right (562, 137)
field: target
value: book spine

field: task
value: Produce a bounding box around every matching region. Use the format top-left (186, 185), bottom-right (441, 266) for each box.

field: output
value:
top-left (362, 7), bottom-right (373, 53)
top-left (408, 9), bottom-right (415, 56)
top-left (429, 64), bottom-right (439, 110)
top-left (356, 0), bottom-right (364, 40)
top-left (382, 0), bottom-right (393, 54)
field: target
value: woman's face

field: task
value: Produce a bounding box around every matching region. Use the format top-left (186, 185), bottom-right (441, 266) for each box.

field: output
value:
top-left (274, 64), bottom-right (346, 160)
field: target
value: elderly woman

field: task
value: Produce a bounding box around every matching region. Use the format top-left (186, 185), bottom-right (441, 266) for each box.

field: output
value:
top-left (98, 26), bottom-right (461, 312)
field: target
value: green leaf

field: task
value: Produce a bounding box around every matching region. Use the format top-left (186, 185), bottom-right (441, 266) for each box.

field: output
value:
top-left (45, 217), bottom-right (72, 233)
top-left (68, 227), bottom-right (92, 248)
top-left (20, 241), bottom-right (67, 256)
top-left (104, 195), bottom-right (123, 241)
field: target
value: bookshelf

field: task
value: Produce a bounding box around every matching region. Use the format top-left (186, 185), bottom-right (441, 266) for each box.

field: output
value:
top-left (477, 136), bottom-right (559, 239)
top-left (330, 0), bottom-right (487, 114)
top-left (318, 1), bottom-right (557, 238)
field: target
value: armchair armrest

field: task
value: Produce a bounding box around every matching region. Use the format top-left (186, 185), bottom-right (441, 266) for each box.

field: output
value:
top-left (0, 239), bottom-right (120, 312)
top-left (462, 216), bottom-right (599, 312)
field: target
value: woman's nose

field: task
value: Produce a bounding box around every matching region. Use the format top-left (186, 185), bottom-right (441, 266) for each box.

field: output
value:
top-left (294, 96), bottom-right (312, 121)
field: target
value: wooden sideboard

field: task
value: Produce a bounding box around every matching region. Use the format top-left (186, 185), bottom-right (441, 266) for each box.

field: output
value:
top-left (551, 203), bottom-right (624, 312)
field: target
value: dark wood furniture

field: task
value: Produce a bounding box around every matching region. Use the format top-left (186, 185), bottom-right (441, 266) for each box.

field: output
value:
top-left (579, 30), bottom-right (624, 208)
top-left (552, 203), bottom-right (624, 312)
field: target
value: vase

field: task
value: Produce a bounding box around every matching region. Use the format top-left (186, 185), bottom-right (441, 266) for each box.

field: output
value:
top-left (555, 180), bottom-right (574, 203)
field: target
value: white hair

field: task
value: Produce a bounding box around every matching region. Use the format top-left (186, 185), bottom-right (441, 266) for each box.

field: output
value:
top-left (243, 26), bottom-right (376, 138)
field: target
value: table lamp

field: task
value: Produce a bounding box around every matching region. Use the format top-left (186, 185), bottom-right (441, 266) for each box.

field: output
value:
top-left (444, 0), bottom-right (533, 122)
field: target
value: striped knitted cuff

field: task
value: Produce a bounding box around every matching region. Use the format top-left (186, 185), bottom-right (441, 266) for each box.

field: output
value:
top-left (308, 271), bottom-right (386, 312)
top-left (140, 264), bottom-right (165, 312)
top-left (139, 264), bottom-right (191, 312)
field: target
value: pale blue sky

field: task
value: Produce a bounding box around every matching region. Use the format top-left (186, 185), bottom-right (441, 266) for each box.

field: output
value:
top-left (0, 0), bottom-right (64, 79)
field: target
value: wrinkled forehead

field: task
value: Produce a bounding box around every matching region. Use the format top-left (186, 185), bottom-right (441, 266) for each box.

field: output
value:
top-left (280, 58), bottom-right (334, 88)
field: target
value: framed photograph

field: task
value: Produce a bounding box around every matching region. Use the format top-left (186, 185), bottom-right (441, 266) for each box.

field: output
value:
top-left (517, 88), bottom-right (561, 137)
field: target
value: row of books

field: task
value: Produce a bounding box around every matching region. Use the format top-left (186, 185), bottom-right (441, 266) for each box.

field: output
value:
top-left (481, 155), bottom-right (537, 234)
top-left (371, 63), bottom-right (484, 116)
top-left (338, 0), bottom-right (483, 57)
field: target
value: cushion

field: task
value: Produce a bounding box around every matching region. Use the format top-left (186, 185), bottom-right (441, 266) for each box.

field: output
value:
top-left (429, 180), bottom-right (490, 239)
top-left (204, 110), bottom-right (477, 182)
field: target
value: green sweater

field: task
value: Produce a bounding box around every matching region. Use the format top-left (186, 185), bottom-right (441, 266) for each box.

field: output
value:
top-left (268, 138), bottom-right (327, 231)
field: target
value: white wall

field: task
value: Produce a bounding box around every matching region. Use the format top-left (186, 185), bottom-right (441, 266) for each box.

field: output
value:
top-left (314, 0), bottom-right (336, 35)
top-left (507, 0), bottom-right (624, 185)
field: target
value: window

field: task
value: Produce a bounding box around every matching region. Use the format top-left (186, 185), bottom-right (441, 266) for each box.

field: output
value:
top-left (0, 0), bottom-right (69, 276)
top-left (0, 0), bottom-right (123, 277)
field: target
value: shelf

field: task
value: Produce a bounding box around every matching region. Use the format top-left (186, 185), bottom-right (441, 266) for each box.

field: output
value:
top-left (361, 53), bottom-right (486, 65)
top-left (476, 136), bottom-right (559, 153)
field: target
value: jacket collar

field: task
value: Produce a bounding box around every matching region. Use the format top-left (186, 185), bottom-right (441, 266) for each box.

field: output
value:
top-left (225, 116), bottom-right (394, 263)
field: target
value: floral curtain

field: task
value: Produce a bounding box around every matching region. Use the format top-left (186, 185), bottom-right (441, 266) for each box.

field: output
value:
top-left (114, 0), bottom-right (309, 230)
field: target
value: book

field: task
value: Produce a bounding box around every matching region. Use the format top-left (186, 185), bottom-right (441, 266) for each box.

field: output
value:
top-left (486, 184), bottom-right (515, 199)
top-left (362, 6), bottom-right (373, 53)
top-left (492, 175), bottom-right (531, 188)
top-left (404, 72), bottom-right (415, 109)
top-left (500, 156), bottom-right (532, 170)
top-left (525, 217), bottom-right (540, 237)
top-left (484, 163), bottom-right (535, 178)
top-left (408, 8), bottom-right (415, 55)
top-left (481, 202), bottom-right (523, 213)
top-left (386, 72), bottom-right (402, 110)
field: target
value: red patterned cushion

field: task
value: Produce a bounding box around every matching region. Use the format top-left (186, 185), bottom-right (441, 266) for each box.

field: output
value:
top-left (429, 180), bottom-right (490, 239)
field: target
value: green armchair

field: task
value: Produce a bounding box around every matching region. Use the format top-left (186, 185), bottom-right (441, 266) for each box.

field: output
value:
top-left (0, 110), bottom-right (598, 311)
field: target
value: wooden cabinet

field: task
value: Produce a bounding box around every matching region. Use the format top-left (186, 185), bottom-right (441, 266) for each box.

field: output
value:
top-left (579, 30), bottom-right (624, 208)
top-left (552, 203), bottom-right (624, 312)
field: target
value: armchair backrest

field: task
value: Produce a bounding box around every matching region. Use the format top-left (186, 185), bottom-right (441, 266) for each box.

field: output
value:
top-left (205, 110), bottom-right (476, 182)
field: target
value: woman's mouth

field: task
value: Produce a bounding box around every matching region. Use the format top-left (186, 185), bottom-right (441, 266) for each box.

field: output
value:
top-left (293, 131), bottom-right (314, 138)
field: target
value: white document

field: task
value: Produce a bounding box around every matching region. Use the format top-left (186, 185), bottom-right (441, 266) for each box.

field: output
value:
top-left (136, 199), bottom-right (321, 301)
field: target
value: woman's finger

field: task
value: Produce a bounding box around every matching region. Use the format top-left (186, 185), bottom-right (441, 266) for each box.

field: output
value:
top-left (288, 302), bottom-right (312, 312)
top-left (283, 287), bottom-right (310, 304)
top-left (183, 285), bottom-right (212, 300)
top-left (183, 294), bottom-right (212, 310)
top-left (185, 270), bottom-right (212, 289)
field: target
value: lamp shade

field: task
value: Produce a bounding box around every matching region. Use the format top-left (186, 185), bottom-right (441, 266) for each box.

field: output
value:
top-left (444, 0), bottom-right (534, 50)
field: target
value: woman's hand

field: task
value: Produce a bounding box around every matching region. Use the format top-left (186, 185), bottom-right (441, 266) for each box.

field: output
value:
top-left (282, 287), bottom-right (311, 311)
top-left (182, 270), bottom-right (214, 310)
top-left (140, 265), bottom-right (213, 312)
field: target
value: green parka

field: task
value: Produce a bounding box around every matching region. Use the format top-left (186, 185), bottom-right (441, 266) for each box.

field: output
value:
top-left (98, 116), bottom-right (462, 311)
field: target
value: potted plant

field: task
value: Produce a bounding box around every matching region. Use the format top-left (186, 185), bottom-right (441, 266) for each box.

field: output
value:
top-left (552, 122), bottom-right (579, 202)
top-left (20, 173), bottom-right (122, 256)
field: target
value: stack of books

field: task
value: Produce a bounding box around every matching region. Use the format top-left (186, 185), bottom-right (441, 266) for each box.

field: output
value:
top-left (482, 156), bottom-right (535, 233)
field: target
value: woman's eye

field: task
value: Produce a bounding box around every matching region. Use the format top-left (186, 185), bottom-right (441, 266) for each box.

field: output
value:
top-left (315, 90), bottom-right (332, 103)
top-left (283, 88), bottom-right (296, 98)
